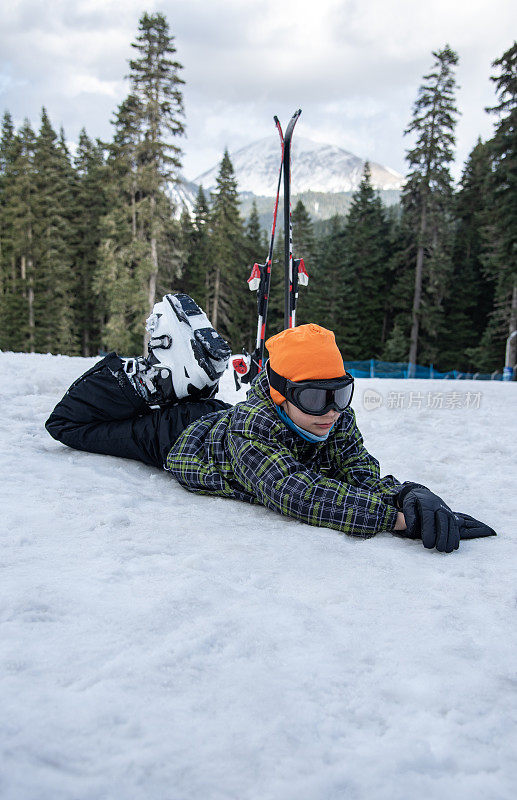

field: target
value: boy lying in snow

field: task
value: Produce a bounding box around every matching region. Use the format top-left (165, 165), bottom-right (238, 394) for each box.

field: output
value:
top-left (46, 293), bottom-right (495, 553)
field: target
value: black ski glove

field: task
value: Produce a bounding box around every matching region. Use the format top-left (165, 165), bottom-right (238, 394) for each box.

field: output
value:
top-left (396, 483), bottom-right (460, 553)
top-left (453, 512), bottom-right (497, 539)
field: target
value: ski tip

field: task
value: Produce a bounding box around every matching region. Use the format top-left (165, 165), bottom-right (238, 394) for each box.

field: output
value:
top-left (274, 116), bottom-right (284, 140)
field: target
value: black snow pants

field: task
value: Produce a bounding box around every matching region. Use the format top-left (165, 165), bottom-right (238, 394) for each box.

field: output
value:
top-left (45, 352), bottom-right (231, 469)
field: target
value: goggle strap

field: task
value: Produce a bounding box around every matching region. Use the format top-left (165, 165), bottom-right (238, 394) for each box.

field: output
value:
top-left (267, 363), bottom-right (290, 398)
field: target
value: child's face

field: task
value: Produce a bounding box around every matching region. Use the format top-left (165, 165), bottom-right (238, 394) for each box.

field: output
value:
top-left (282, 400), bottom-right (341, 436)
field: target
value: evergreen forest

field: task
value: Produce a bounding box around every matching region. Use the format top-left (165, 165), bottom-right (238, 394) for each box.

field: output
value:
top-left (0, 13), bottom-right (515, 374)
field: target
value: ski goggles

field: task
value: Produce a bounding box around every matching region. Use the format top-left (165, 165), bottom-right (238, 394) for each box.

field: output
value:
top-left (267, 362), bottom-right (354, 416)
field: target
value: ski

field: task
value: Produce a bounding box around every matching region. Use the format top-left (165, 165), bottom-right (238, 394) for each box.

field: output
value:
top-left (232, 108), bottom-right (308, 390)
top-left (232, 116), bottom-right (285, 387)
top-left (283, 109), bottom-right (305, 330)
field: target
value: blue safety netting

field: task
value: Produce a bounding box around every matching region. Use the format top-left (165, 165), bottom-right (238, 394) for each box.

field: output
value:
top-left (343, 359), bottom-right (506, 380)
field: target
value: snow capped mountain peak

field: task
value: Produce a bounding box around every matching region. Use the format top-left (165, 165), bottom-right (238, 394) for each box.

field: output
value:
top-left (194, 135), bottom-right (404, 196)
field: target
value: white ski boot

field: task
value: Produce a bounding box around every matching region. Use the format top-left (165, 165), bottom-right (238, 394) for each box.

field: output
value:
top-left (145, 294), bottom-right (231, 400)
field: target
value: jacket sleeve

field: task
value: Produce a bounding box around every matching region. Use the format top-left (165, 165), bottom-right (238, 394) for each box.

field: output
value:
top-left (228, 433), bottom-right (399, 538)
top-left (329, 409), bottom-right (402, 504)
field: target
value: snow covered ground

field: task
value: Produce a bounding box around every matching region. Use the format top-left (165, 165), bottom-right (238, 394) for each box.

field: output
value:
top-left (1, 351), bottom-right (516, 800)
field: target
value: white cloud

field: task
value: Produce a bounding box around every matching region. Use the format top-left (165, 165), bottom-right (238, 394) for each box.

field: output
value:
top-left (63, 74), bottom-right (121, 99)
top-left (1, 0), bottom-right (515, 181)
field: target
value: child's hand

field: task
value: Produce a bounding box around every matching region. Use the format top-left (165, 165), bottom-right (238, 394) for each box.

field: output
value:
top-left (398, 484), bottom-right (460, 553)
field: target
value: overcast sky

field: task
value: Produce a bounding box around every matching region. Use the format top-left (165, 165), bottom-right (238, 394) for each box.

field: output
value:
top-left (1, 0), bottom-right (515, 183)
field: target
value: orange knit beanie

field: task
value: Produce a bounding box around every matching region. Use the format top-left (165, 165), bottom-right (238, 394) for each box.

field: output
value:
top-left (265, 323), bottom-right (345, 404)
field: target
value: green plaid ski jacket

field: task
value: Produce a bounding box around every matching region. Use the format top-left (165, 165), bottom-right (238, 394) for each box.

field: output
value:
top-left (166, 370), bottom-right (401, 537)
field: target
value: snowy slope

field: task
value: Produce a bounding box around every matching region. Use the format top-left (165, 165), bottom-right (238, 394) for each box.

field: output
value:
top-left (194, 135), bottom-right (404, 196)
top-left (1, 351), bottom-right (516, 800)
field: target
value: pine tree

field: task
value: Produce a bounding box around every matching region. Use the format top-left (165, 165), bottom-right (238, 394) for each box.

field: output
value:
top-left (73, 130), bottom-right (108, 355)
top-left (94, 95), bottom-right (150, 354)
top-left (128, 11), bottom-right (185, 324)
top-left (96, 12), bottom-right (185, 353)
top-left (381, 213), bottom-right (415, 363)
top-left (0, 113), bottom-right (35, 351)
top-left (209, 150), bottom-right (248, 348)
top-left (32, 109), bottom-right (76, 354)
top-left (337, 164), bottom-right (393, 358)
top-left (176, 206), bottom-right (194, 292)
top-left (180, 185), bottom-right (212, 305)
top-left (439, 140), bottom-right (494, 371)
top-left (246, 200), bottom-right (263, 257)
top-left (156, 212), bottom-right (183, 301)
top-left (475, 42), bottom-right (517, 372)
top-left (0, 112), bottom-right (15, 347)
top-left (0, 111), bottom-right (14, 175)
top-left (109, 93), bottom-right (143, 228)
top-left (310, 216), bottom-right (347, 345)
top-left (291, 199), bottom-right (316, 326)
top-left (403, 46), bottom-right (460, 372)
